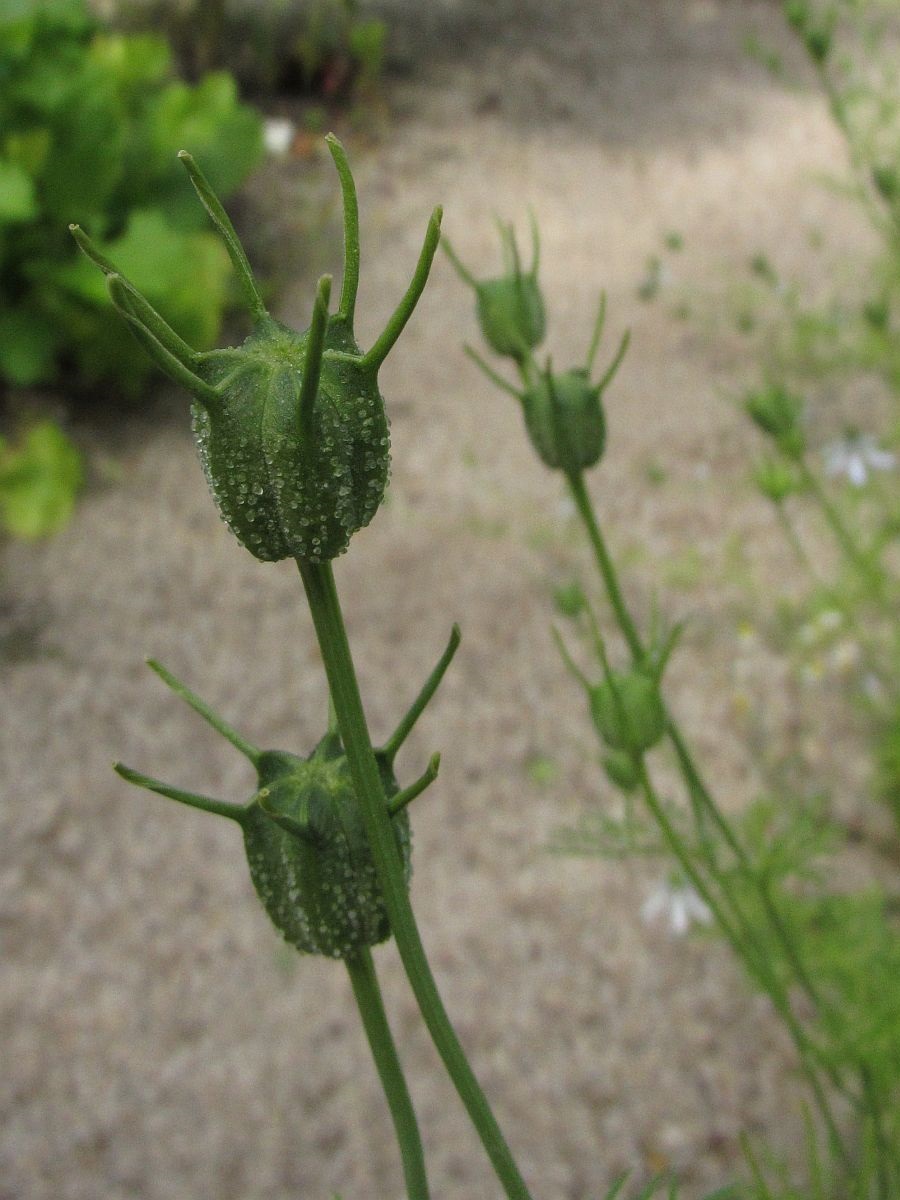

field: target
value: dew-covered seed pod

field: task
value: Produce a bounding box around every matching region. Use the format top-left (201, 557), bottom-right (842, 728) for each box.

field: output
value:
top-left (114, 633), bottom-right (457, 959)
top-left (72, 136), bottom-right (441, 563)
top-left (590, 669), bottom-right (666, 756)
top-left (443, 216), bottom-right (545, 362)
top-left (244, 737), bottom-right (412, 958)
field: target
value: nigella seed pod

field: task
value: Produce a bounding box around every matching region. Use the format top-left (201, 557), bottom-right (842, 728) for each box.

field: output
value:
top-left (753, 457), bottom-right (802, 505)
top-left (873, 165), bottom-right (900, 204)
top-left (466, 291), bottom-right (629, 476)
top-left (244, 737), bottom-right (413, 957)
top-left (521, 366), bottom-right (607, 472)
top-left (71, 136), bottom-right (442, 563)
top-left (744, 384), bottom-right (806, 460)
top-left (556, 609), bottom-right (681, 763)
top-left (601, 749), bottom-right (642, 793)
top-left (114, 629), bottom-right (459, 959)
top-left (589, 670), bottom-right (665, 756)
top-left (443, 215), bottom-right (545, 362)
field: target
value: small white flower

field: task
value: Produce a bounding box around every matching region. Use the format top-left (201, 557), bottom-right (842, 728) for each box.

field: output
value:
top-left (641, 877), bottom-right (713, 936)
top-left (823, 432), bottom-right (895, 487)
top-left (263, 117), bottom-right (296, 156)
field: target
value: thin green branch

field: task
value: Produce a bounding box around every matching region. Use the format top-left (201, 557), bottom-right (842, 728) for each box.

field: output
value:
top-left (345, 948), bottom-right (430, 1199)
top-left (382, 625), bottom-right (461, 762)
top-left (297, 560), bottom-right (533, 1200)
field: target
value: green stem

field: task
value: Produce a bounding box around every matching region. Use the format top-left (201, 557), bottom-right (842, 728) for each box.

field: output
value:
top-left (568, 470), bottom-right (836, 1006)
top-left (797, 459), bottom-right (884, 596)
top-left (297, 560), bottom-right (533, 1200)
top-left (344, 948), bottom-right (430, 1200)
top-left (565, 469), bottom-right (863, 1121)
top-left (566, 471), bottom-right (643, 661)
top-left (635, 760), bottom-right (851, 1169)
top-left (774, 503), bottom-right (820, 584)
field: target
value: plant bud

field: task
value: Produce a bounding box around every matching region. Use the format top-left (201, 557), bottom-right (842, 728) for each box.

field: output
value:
top-left (744, 384), bottom-right (806, 459)
top-left (785, 0), bottom-right (808, 32)
top-left (245, 737), bottom-right (412, 957)
top-left (115, 635), bottom-right (457, 959)
top-left (72, 136), bottom-right (441, 563)
top-left (602, 749), bottom-right (641, 793)
top-left (521, 366), bottom-right (606, 472)
top-left (873, 165), bottom-right (899, 204)
top-left (590, 669), bottom-right (666, 755)
top-left (443, 216), bottom-right (545, 361)
top-left (804, 26), bottom-right (831, 62)
top-left (753, 457), bottom-right (801, 504)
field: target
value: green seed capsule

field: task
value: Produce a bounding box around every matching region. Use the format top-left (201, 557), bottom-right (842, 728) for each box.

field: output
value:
top-left (602, 749), bottom-right (641, 793)
top-left (245, 738), bottom-right (411, 958)
top-left (873, 165), bottom-right (899, 204)
top-left (465, 289), bottom-right (629, 477)
top-left (590, 670), bottom-right (666, 755)
top-left (753, 456), bottom-right (802, 504)
top-left (744, 384), bottom-right (806, 460)
top-left (443, 215), bottom-right (545, 362)
top-left (521, 366), bottom-right (607, 472)
top-left (114, 631), bottom-right (458, 959)
top-left (71, 136), bottom-right (441, 563)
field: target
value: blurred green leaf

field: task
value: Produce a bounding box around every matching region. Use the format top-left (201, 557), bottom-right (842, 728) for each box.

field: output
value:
top-left (0, 309), bottom-right (58, 385)
top-left (0, 159), bottom-right (37, 222)
top-left (0, 421), bottom-right (83, 539)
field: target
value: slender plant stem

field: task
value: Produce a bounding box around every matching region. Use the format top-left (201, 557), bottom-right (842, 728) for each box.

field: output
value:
top-left (567, 469), bottom-right (835, 1009)
top-left (797, 459), bottom-right (884, 596)
top-left (566, 471), bottom-right (643, 659)
top-left (634, 760), bottom-right (851, 1169)
top-left (774, 503), bottom-right (820, 584)
top-left (344, 948), bottom-right (430, 1200)
top-left (297, 559), bottom-right (534, 1200)
top-left (565, 469), bottom-right (863, 1119)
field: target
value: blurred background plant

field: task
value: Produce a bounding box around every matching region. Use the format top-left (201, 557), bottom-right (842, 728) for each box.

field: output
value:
top-left (109, 0), bottom-right (388, 102)
top-left (0, 420), bottom-right (82, 540)
top-left (0, 0), bottom-right (263, 400)
top-left (453, 175), bottom-right (900, 1190)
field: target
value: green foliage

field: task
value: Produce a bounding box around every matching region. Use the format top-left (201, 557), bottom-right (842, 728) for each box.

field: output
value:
top-left (874, 700), bottom-right (900, 828)
top-left (0, 420), bottom-right (82, 539)
top-left (294, 0), bottom-right (387, 98)
top-left (0, 0), bottom-right (263, 395)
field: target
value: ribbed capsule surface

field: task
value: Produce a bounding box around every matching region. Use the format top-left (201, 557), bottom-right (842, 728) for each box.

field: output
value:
top-left (244, 743), bottom-right (411, 959)
top-left (194, 315), bottom-right (389, 563)
top-left (476, 275), bottom-right (545, 359)
top-left (521, 368), bottom-right (606, 472)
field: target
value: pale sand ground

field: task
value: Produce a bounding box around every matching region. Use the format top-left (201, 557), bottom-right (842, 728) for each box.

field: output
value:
top-left (2, 1), bottom-right (892, 1197)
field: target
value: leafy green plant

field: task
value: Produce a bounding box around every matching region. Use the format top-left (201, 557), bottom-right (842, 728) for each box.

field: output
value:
top-left (0, 0), bottom-right (262, 395)
top-left (0, 419), bottom-right (82, 538)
